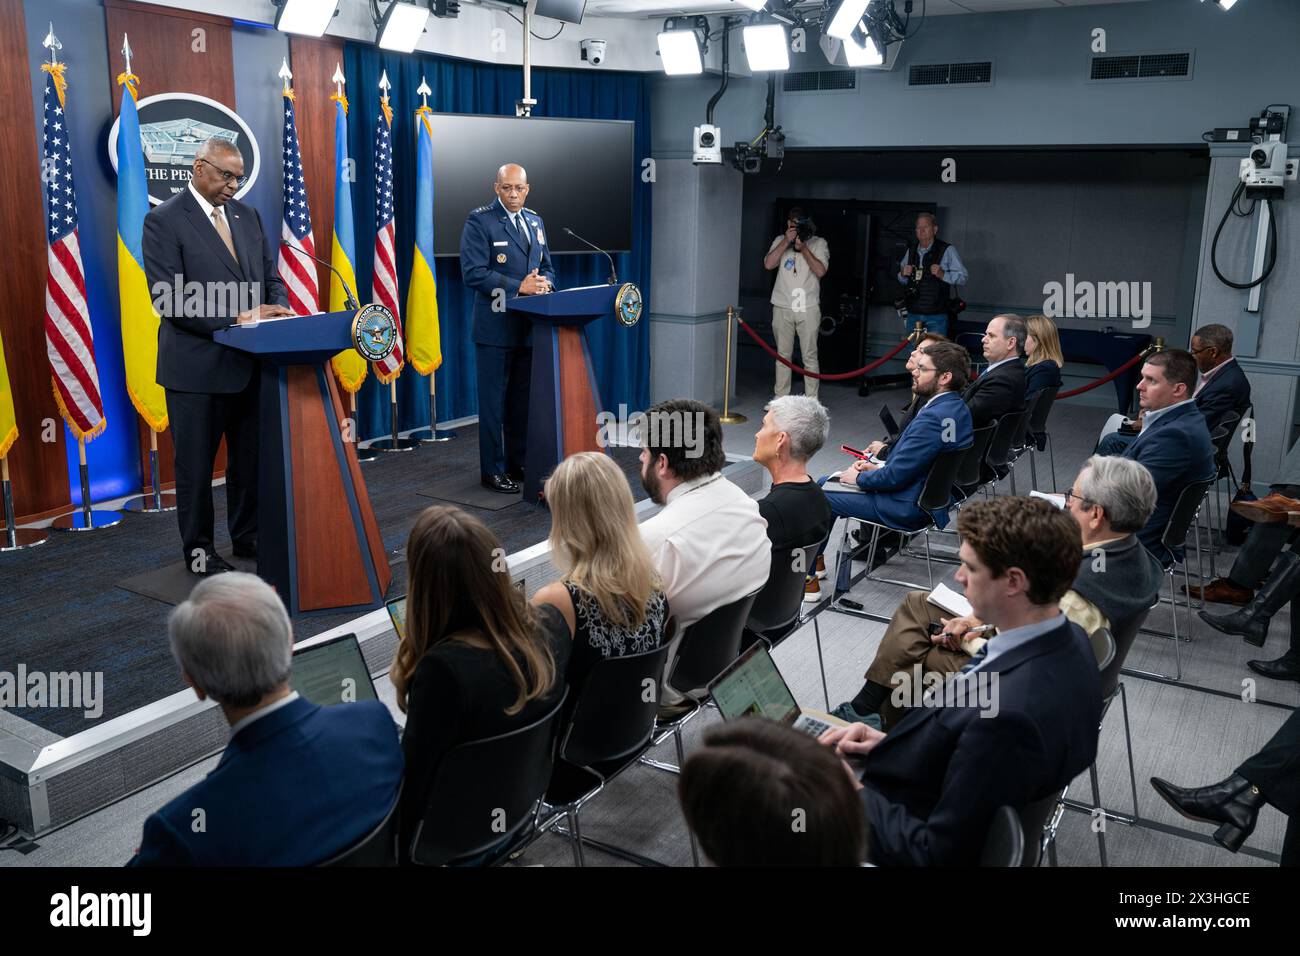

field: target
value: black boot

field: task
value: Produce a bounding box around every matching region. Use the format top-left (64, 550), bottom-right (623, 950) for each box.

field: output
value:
top-left (1150, 773), bottom-right (1266, 852)
top-left (1199, 552), bottom-right (1300, 647)
top-left (1247, 650), bottom-right (1300, 682)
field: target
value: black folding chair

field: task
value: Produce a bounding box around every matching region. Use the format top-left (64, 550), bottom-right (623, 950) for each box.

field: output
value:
top-left (983, 408), bottom-right (1030, 494)
top-left (1007, 389), bottom-right (1054, 495)
top-left (828, 445), bottom-right (970, 624)
top-left (408, 690), bottom-right (568, 866)
top-left (318, 789), bottom-right (400, 867)
top-left (538, 642), bottom-right (674, 867)
top-left (745, 538), bottom-right (832, 708)
top-left (1026, 385), bottom-right (1061, 492)
top-left (1200, 411), bottom-right (1242, 582)
top-left (980, 806), bottom-right (1026, 868)
top-left (1129, 476), bottom-right (1216, 683)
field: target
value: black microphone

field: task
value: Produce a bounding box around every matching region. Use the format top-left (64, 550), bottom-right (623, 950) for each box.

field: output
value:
top-left (284, 240), bottom-right (360, 311)
top-left (563, 227), bottom-right (618, 285)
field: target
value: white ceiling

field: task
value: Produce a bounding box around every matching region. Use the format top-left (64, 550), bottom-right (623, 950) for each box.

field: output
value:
top-left (584, 0), bottom-right (1153, 19)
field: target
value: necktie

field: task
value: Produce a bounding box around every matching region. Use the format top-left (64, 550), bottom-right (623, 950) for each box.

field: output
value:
top-left (211, 209), bottom-right (237, 262)
top-left (513, 213), bottom-right (528, 247)
top-left (959, 644), bottom-right (989, 675)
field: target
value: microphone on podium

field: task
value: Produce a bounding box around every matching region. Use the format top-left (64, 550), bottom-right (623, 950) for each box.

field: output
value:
top-left (563, 227), bottom-right (618, 285)
top-left (284, 240), bottom-right (361, 310)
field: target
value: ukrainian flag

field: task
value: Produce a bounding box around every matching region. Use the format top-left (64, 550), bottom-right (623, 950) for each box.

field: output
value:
top-left (116, 70), bottom-right (168, 432)
top-left (405, 106), bottom-right (441, 376)
top-left (0, 328), bottom-right (17, 459)
top-left (329, 89), bottom-right (366, 393)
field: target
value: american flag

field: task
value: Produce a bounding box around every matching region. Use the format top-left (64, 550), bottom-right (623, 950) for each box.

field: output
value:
top-left (276, 89), bottom-right (319, 315)
top-left (41, 64), bottom-right (104, 442)
top-left (371, 97), bottom-right (404, 383)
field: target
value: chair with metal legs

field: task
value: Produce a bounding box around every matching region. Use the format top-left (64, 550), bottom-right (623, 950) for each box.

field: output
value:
top-left (826, 445), bottom-right (971, 624)
top-left (1198, 413), bottom-right (1241, 586)
top-left (1026, 385), bottom-right (1061, 493)
top-left (1016, 788), bottom-right (1067, 867)
top-left (980, 806), bottom-right (1027, 867)
top-left (745, 537), bottom-right (832, 709)
top-left (1128, 477), bottom-right (1216, 683)
top-left (537, 642), bottom-right (673, 867)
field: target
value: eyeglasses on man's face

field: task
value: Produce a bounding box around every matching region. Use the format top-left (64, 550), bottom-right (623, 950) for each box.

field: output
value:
top-left (1063, 488), bottom-right (1094, 509)
top-left (198, 157), bottom-right (247, 188)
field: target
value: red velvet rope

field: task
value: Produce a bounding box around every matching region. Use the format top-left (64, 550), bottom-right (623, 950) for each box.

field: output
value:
top-left (736, 316), bottom-right (914, 381)
top-left (1055, 347), bottom-right (1153, 399)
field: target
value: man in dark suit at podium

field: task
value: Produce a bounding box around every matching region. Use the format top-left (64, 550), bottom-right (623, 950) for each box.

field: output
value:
top-left (459, 163), bottom-right (555, 494)
top-left (143, 137), bottom-right (293, 575)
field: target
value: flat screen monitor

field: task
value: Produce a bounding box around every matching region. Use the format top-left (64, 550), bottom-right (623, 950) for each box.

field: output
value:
top-left (535, 0), bottom-right (587, 23)
top-left (426, 113), bottom-right (633, 256)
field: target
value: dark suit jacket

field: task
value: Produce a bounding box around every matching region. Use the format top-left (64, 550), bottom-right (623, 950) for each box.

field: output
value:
top-left (1024, 359), bottom-right (1062, 397)
top-left (1195, 359), bottom-right (1251, 433)
top-left (852, 391), bottom-right (973, 530)
top-left (961, 357), bottom-right (1026, 428)
top-left (459, 199), bottom-right (556, 348)
top-left (1122, 401), bottom-right (1216, 563)
top-left (860, 617), bottom-right (1101, 866)
top-left (143, 189), bottom-right (287, 394)
top-left (128, 697), bottom-right (403, 866)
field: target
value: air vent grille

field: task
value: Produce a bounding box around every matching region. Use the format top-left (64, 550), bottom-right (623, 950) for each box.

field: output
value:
top-left (1091, 52), bottom-right (1191, 80)
top-left (908, 61), bottom-right (993, 86)
top-left (783, 70), bottom-right (856, 93)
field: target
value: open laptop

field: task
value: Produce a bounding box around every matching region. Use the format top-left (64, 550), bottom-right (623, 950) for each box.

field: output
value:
top-left (290, 633), bottom-right (379, 707)
top-left (386, 580), bottom-right (526, 641)
top-left (708, 642), bottom-right (832, 739)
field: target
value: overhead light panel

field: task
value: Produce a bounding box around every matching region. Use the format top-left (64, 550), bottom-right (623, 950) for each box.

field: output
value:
top-left (658, 24), bottom-right (704, 75)
top-left (733, 0), bottom-right (769, 10)
top-left (274, 0), bottom-right (338, 37)
top-left (1201, 0), bottom-right (1240, 8)
top-left (743, 23), bottom-right (790, 72)
top-left (376, 1), bottom-right (429, 53)
top-left (843, 34), bottom-right (883, 66)
top-left (827, 0), bottom-right (871, 40)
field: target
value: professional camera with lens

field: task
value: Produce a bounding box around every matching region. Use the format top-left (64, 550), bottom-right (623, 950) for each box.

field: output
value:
top-left (793, 216), bottom-right (814, 244)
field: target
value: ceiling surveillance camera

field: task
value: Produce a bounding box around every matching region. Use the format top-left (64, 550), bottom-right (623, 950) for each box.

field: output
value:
top-left (693, 124), bottom-right (722, 165)
top-left (581, 39), bottom-right (606, 66)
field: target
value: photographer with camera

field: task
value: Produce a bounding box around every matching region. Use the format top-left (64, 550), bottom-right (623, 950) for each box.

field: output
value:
top-left (897, 212), bottom-right (968, 338)
top-left (764, 207), bottom-right (829, 399)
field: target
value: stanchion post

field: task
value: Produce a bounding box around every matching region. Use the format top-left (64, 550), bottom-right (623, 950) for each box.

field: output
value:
top-left (51, 437), bottom-right (123, 532)
top-left (719, 305), bottom-right (748, 425)
top-left (1, 456), bottom-right (50, 551)
top-left (370, 379), bottom-right (418, 453)
top-left (350, 391), bottom-right (377, 462)
top-left (411, 372), bottom-right (456, 443)
top-left (122, 426), bottom-right (177, 513)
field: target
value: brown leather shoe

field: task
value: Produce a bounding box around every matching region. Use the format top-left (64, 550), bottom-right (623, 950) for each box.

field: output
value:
top-left (1184, 578), bottom-right (1254, 606)
top-left (803, 577), bottom-right (822, 604)
top-left (1230, 493), bottom-right (1300, 524)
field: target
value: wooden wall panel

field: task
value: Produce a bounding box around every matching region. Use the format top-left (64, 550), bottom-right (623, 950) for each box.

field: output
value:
top-left (104, 0), bottom-right (232, 492)
top-left (288, 36), bottom-right (345, 302)
top-left (0, 0), bottom-right (71, 524)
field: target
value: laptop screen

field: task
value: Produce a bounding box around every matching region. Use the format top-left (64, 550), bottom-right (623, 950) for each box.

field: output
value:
top-left (708, 643), bottom-right (800, 726)
top-left (291, 634), bottom-right (379, 707)
top-left (385, 597), bottom-right (407, 640)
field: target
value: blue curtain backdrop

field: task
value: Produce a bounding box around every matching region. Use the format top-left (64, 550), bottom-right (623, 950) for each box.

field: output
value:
top-left (340, 43), bottom-right (652, 441)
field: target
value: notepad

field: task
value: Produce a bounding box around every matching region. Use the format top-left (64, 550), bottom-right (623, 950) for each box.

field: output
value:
top-left (1030, 490), bottom-right (1067, 510)
top-left (928, 582), bottom-right (972, 618)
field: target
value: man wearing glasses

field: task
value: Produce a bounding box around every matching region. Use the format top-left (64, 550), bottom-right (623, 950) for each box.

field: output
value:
top-left (144, 137), bottom-right (292, 577)
top-left (460, 163), bottom-right (556, 494)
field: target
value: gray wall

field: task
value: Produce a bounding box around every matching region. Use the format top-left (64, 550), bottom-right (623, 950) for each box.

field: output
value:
top-left (651, 0), bottom-right (1300, 154)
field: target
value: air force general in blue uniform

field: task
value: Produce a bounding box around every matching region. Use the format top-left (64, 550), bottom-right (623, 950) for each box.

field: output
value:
top-left (459, 164), bottom-right (556, 494)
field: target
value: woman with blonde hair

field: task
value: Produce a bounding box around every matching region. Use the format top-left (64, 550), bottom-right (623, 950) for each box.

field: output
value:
top-left (1024, 313), bottom-right (1064, 395)
top-left (533, 451), bottom-right (669, 694)
top-left (392, 505), bottom-right (571, 862)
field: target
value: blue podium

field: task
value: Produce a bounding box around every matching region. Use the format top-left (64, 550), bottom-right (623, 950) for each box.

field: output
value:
top-left (215, 311), bottom-right (390, 615)
top-left (508, 285), bottom-right (625, 503)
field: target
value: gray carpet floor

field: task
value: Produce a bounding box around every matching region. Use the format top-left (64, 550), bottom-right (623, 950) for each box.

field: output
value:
top-left (5, 361), bottom-right (1294, 867)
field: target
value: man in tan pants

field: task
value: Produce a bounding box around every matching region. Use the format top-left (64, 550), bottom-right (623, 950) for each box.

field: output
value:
top-left (764, 207), bottom-right (828, 399)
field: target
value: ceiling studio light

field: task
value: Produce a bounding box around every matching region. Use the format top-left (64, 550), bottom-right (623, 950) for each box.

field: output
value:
top-left (1202, 0), bottom-right (1240, 8)
top-left (274, 0), bottom-right (338, 37)
top-left (843, 33), bottom-right (883, 66)
top-left (743, 23), bottom-right (789, 72)
top-left (827, 0), bottom-right (871, 40)
top-left (376, 1), bottom-right (429, 52)
top-left (658, 26), bottom-right (703, 75)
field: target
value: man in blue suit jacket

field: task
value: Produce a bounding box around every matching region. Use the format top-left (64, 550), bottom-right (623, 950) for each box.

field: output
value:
top-left (822, 498), bottom-right (1101, 866)
top-left (817, 341), bottom-right (973, 594)
top-left (128, 574), bottom-right (403, 867)
top-left (459, 164), bottom-right (557, 494)
top-left (1118, 349), bottom-right (1216, 564)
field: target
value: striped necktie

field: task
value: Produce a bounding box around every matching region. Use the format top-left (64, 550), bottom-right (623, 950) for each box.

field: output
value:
top-left (959, 644), bottom-right (990, 675)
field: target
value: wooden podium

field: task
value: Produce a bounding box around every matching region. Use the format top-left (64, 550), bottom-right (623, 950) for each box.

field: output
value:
top-left (214, 312), bottom-right (390, 615)
top-left (509, 285), bottom-right (624, 503)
